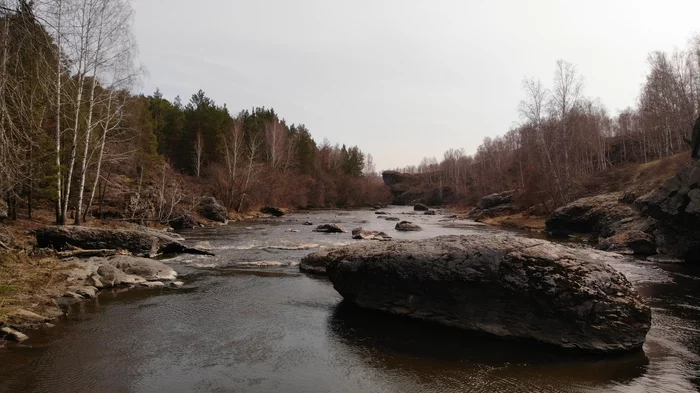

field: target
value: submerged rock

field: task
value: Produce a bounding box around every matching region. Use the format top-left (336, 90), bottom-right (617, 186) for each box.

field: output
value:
top-left (395, 221), bottom-right (422, 232)
top-left (1, 327), bottom-right (29, 343)
top-left (313, 224), bottom-right (347, 233)
top-left (314, 235), bottom-right (651, 353)
top-left (424, 210), bottom-right (436, 215)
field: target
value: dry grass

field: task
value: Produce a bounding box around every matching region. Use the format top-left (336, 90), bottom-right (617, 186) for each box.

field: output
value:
top-left (575, 153), bottom-right (689, 200)
top-left (0, 252), bottom-right (64, 323)
top-left (481, 213), bottom-right (546, 232)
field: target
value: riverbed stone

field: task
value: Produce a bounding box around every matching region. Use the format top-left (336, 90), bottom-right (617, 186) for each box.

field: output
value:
top-left (395, 221), bottom-right (422, 231)
top-left (106, 255), bottom-right (177, 281)
top-left (414, 203), bottom-right (429, 211)
top-left (261, 207), bottom-right (285, 217)
top-left (351, 228), bottom-right (392, 241)
top-left (1, 327), bottom-right (29, 342)
top-left (313, 224), bottom-right (347, 233)
top-left (315, 235), bottom-right (651, 353)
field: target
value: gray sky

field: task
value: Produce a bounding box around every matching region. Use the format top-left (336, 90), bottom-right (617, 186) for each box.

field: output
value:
top-left (132, 0), bottom-right (700, 171)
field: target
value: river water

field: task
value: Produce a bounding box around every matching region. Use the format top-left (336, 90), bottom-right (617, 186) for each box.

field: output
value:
top-left (1, 207), bottom-right (699, 393)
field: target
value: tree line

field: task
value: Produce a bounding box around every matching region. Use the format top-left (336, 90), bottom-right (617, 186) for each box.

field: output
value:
top-left (0, 0), bottom-right (387, 224)
top-left (397, 38), bottom-right (700, 209)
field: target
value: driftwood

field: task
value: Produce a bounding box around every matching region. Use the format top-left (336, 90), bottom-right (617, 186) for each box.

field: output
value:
top-left (57, 248), bottom-right (118, 259)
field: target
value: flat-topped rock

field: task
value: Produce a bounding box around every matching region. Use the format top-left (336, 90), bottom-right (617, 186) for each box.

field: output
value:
top-left (311, 235), bottom-right (651, 353)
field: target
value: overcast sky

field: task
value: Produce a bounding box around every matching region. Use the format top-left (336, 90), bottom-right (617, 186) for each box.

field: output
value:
top-left (131, 0), bottom-right (700, 171)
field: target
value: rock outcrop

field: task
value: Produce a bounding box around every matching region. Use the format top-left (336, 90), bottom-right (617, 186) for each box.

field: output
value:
top-left (313, 224), bottom-right (347, 233)
top-left (35, 225), bottom-right (213, 257)
top-left (395, 221), bottom-right (422, 232)
top-left (636, 160), bottom-right (700, 262)
top-left (199, 197), bottom-right (228, 223)
top-left (545, 193), bottom-right (655, 255)
top-left (261, 207), bottom-right (285, 217)
top-left (468, 190), bottom-right (521, 221)
top-left (315, 235), bottom-right (651, 353)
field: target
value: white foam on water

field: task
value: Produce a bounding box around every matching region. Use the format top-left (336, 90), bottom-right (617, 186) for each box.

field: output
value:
top-left (263, 243), bottom-right (320, 251)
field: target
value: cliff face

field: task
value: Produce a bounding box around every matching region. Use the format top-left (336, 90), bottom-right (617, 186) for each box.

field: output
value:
top-left (381, 171), bottom-right (450, 206)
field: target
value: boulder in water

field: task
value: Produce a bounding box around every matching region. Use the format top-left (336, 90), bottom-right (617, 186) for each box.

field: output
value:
top-left (318, 235), bottom-right (651, 353)
top-left (351, 227), bottom-right (392, 241)
top-left (414, 203), bottom-right (429, 211)
top-left (395, 221), bottom-right (422, 232)
top-left (313, 224), bottom-right (347, 233)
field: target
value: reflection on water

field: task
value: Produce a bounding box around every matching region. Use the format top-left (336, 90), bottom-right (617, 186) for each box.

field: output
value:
top-left (0, 207), bottom-right (699, 393)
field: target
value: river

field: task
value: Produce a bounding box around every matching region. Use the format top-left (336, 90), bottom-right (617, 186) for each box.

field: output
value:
top-left (1, 207), bottom-right (699, 392)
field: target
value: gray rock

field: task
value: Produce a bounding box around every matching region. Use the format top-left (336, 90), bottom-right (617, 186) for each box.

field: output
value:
top-left (424, 210), bottom-right (436, 215)
top-left (395, 221), bottom-right (422, 232)
top-left (351, 227), bottom-right (392, 241)
top-left (318, 235), bottom-right (651, 354)
top-left (140, 281), bottom-right (165, 289)
top-left (313, 224), bottom-right (347, 233)
top-left (303, 221), bottom-right (314, 226)
top-left (1, 327), bottom-right (29, 342)
top-left (74, 286), bottom-right (98, 299)
top-left (199, 197), bottom-right (229, 223)
top-left (546, 193), bottom-right (656, 256)
top-left (385, 217), bottom-right (400, 222)
top-left (299, 250), bottom-right (332, 275)
top-left (86, 274), bottom-right (104, 289)
top-left (35, 225), bottom-right (213, 257)
top-left (469, 190), bottom-right (521, 221)
top-left (598, 230), bottom-right (656, 255)
top-left (414, 204), bottom-right (429, 211)
top-left (96, 264), bottom-right (137, 287)
top-left (170, 281), bottom-right (185, 288)
top-left (106, 255), bottom-right (177, 281)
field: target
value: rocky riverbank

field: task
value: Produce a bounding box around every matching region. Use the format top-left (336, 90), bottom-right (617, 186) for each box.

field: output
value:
top-left (0, 222), bottom-right (213, 344)
top-left (302, 235), bottom-right (652, 354)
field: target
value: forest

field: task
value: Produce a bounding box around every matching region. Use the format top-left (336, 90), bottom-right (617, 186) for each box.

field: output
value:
top-left (395, 43), bottom-right (700, 210)
top-left (0, 0), bottom-right (388, 225)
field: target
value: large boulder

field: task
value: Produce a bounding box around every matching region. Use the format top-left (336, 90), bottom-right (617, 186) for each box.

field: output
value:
top-left (299, 250), bottom-right (332, 275)
top-left (469, 190), bottom-right (521, 221)
top-left (35, 225), bottom-right (213, 257)
top-left (636, 160), bottom-right (700, 262)
top-left (107, 255), bottom-right (178, 281)
top-left (261, 207), bottom-right (285, 217)
top-left (199, 197), bottom-right (228, 223)
top-left (318, 235), bottom-right (651, 353)
top-left (414, 203), bottom-right (429, 211)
